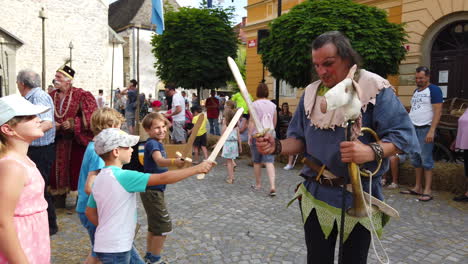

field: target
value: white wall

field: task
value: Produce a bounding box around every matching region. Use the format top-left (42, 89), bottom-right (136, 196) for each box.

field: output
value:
top-left (0, 0), bottom-right (109, 95)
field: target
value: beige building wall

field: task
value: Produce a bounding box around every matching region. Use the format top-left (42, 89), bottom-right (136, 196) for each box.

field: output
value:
top-left (246, 0), bottom-right (468, 108)
top-left (398, 0), bottom-right (468, 106)
top-left (0, 0), bottom-right (110, 96)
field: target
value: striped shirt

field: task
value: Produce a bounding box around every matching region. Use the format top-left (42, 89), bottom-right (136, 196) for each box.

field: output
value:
top-left (24, 87), bottom-right (56, 146)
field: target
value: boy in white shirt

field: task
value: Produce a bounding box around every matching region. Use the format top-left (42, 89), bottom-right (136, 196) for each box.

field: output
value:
top-left (85, 128), bottom-right (214, 263)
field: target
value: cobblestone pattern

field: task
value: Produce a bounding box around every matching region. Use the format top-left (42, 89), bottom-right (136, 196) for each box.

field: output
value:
top-left (51, 157), bottom-right (467, 263)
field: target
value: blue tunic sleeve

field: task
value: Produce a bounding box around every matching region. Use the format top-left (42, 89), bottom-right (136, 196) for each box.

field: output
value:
top-left (370, 88), bottom-right (420, 156)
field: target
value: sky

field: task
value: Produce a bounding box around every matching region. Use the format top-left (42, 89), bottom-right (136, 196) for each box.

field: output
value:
top-left (177, 0), bottom-right (247, 24)
top-left (109, 0), bottom-right (247, 24)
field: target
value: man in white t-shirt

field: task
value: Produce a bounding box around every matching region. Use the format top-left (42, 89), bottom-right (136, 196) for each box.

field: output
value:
top-left (402, 66), bottom-right (443, 202)
top-left (164, 83), bottom-right (186, 143)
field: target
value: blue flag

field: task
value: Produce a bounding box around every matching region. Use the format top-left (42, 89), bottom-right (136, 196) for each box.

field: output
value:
top-left (151, 0), bottom-right (164, 34)
top-left (207, 0), bottom-right (212, 8)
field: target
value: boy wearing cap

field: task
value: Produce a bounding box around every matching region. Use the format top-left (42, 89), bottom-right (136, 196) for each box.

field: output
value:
top-left (85, 128), bottom-right (214, 263)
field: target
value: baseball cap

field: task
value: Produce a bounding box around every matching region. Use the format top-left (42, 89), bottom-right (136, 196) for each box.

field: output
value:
top-left (151, 100), bottom-right (162, 107)
top-left (94, 128), bottom-right (140, 155)
top-left (0, 94), bottom-right (50, 126)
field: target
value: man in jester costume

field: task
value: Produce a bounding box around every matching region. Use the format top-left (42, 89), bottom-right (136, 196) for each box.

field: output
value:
top-left (256, 31), bottom-right (419, 263)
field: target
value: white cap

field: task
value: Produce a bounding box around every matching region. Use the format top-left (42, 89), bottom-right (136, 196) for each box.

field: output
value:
top-left (94, 128), bottom-right (140, 155)
top-left (0, 94), bottom-right (50, 126)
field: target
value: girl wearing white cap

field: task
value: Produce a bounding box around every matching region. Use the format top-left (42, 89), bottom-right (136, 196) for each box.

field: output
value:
top-left (0, 94), bottom-right (51, 263)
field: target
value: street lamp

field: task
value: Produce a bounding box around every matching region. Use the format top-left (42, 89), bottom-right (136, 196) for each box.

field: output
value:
top-left (110, 37), bottom-right (116, 108)
top-left (39, 7), bottom-right (47, 91)
top-left (0, 37), bottom-right (6, 96)
top-left (69, 41), bottom-right (73, 68)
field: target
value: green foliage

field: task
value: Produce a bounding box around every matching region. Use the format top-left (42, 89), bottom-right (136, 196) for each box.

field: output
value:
top-left (227, 44), bottom-right (246, 92)
top-left (151, 6), bottom-right (238, 90)
top-left (260, 0), bottom-right (407, 88)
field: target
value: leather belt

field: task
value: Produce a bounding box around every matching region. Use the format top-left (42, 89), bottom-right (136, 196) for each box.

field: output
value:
top-left (301, 157), bottom-right (346, 187)
top-left (303, 175), bottom-right (346, 187)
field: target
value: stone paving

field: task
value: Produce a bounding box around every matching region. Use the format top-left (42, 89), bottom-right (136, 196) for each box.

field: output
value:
top-left (51, 157), bottom-right (468, 263)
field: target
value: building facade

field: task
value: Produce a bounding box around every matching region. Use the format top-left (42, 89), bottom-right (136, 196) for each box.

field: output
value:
top-left (0, 0), bottom-right (123, 101)
top-left (244, 0), bottom-right (468, 108)
top-left (109, 0), bottom-right (180, 100)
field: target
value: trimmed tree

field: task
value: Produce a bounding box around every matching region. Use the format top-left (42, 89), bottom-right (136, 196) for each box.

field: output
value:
top-left (151, 6), bottom-right (238, 97)
top-left (260, 0), bottom-right (407, 88)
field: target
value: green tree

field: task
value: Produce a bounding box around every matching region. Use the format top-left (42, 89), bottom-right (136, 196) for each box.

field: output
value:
top-left (260, 0), bottom-right (407, 88)
top-left (151, 6), bottom-right (238, 97)
top-left (227, 44), bottom-right (246, 92)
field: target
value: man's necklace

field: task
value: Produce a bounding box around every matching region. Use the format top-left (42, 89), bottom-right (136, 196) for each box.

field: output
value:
top-left (54, 89), bottom-right (74, 119)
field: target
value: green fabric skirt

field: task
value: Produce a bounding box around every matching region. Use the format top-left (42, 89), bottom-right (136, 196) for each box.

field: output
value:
top-left (288, 183), bottom-right (390, 242)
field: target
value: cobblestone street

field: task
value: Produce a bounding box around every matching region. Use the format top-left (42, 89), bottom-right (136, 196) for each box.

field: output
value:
top-left (51, 157), bottom-right (467, 264)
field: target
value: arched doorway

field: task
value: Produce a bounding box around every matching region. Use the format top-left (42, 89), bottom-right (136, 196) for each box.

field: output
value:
top-left (430, 20), bottom-right (468, 99)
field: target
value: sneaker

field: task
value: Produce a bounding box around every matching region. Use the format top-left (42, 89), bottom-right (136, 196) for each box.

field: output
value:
top-left (386, 183), bottom-right (399, 189)
top-left (283, 164), bottom-right (294, 170)
top-left (381, 178), bottom-right (387, 186)
top-left (269, 190), bottom-right (276, 196)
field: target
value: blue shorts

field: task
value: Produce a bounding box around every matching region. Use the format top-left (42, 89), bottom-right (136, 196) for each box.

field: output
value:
top-left (410, 126), bottom-right (434, 170)
top-left (78, 212), bottom-right (97, 257)
top-left (96, 245), bottom-right (144, 264)
top-left (250, 138), bottom-right (275, 163)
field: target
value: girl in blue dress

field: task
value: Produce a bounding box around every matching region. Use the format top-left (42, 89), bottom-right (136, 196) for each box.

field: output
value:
top-left (221, 109), bottom-right (242, 184)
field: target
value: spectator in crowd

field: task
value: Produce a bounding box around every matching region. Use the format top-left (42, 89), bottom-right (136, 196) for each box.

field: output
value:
top-left (190, 105), bottom-right (209, 163)
top-left (221, 109), bottom-right (242, 184)
top-left (453, 108), bottom-right (468, 202)
top-left (121, 79), bottom-right (138, 135)
top-left (279, 102), bottom-right (295, 170)
top-left (382, 154), bottom-right (406, 189)
top-left (139, 93), bottom-right (149, 121)
top-left (401, 66), bottom-right (442, 202)
top-left (151, 100), bottom-right (163, 113)
top-left (181, 91), bottom-right (189, 105)
top-left (17, 69), bottom-right (58, 235)
top-left (164, 84), bottom-right (186, 144)
top-left (249, 82), bottom-right (277, 196)
top-left (96, 89), bottom-right (106, 108)
top-left (218, 93), bottom-right (226, 124)
top-left (191, 93), bottom-right (199, 108)
top-left (205, 89), bottom-right (220, 135)
top-left (48, 84), bottom-right (55, 93)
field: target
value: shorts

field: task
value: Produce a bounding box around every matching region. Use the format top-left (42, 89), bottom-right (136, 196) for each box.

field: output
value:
top-left (250, 138), bottom-right (275, 163)
top-left (410, 126), bottom-right (434, 170)
top-left (140, 190), bottom-right (172, 236)
top-left (194, 133), bottom-right (207, 147)
top-left (96, 245), bottom-right (143, 264)
top-left (77, 212), bottom-right (97, 257)
top-left (125, 117), bottom-right (135, 127)
top-left (171, 121), bottom-right (186, 142)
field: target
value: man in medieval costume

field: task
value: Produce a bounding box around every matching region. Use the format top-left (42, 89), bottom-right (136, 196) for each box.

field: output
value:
top-left (256, 31), bottom-right (419, 263)
top-left (49, 65), bottom-right (97, 204)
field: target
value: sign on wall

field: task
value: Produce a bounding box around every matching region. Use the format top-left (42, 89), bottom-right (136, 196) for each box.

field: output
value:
top-left (248, 39), bottom-right (257, 48)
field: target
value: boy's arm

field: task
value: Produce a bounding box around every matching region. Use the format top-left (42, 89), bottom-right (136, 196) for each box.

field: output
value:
top-left (147, 161), bottom-right (215, 186)
top-left (152, 150), bottom-right (184, 168)
top-left (85, 207), bottom-right (99, 226)
top-left (84, 170), bottom-right (100, 195)
top-left (85, 194), bottom-right (99, 226)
